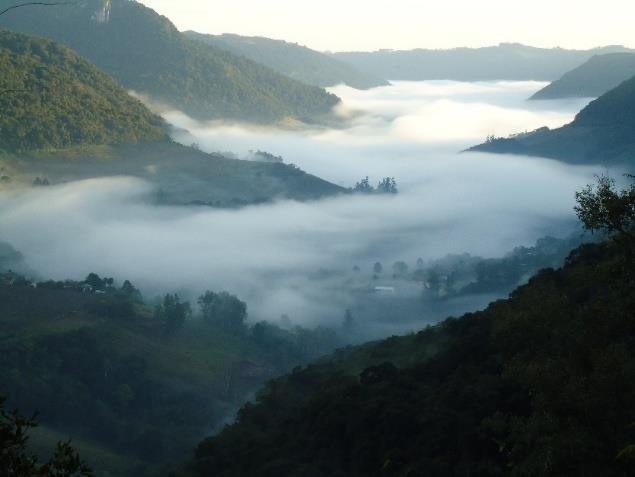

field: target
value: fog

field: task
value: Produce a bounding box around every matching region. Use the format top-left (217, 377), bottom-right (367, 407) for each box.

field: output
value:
top-left (0, 81), bottom-right (606, 338)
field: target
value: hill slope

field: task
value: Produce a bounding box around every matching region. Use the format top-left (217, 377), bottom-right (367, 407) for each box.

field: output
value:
top-left (0, 270), bottom-right (345, 475)
top-left (0, 142), bottom-right (346, 206)
top-left (0, 0), bottom-right (340, 123)
top-left (469, 75), bottom-right (635, 165)
top-left (531, 53), bottom-right (635, 100)
top-left (333, 43), bottom-right (632, 81)
top-left (0, 29), bottom-right (166, 152)
top-left (185, 31), bottom-right (389, 90)
top-left (188, 240), bottom-right (635, 477)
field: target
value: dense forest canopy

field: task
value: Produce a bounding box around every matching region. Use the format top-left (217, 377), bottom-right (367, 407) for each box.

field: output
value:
top-left (0, 0), bottom-right (341, 123)
top-left (0, 28), bottom-right (167, 152)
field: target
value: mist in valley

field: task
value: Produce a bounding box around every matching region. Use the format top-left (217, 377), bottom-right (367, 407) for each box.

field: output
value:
top-left (0, 81), bottom-right (608, 340)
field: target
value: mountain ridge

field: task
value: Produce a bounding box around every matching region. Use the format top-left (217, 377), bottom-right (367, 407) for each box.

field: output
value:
top-left (530, 52), bottom-right (635, 100)
top-left (468, 73), bottom-right (635, 165)
top-left (332, 43), bottom-right (633, 81)
top-left (0, 0), bottom-right (340, 123)
top-left (185, 31), bottom-right (389, 90)
top-left (0, 28), bottom-right (167, 152)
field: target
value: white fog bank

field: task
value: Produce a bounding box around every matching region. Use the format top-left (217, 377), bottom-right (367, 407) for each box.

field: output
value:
top-left (0, 81), bottom-right (609, 333)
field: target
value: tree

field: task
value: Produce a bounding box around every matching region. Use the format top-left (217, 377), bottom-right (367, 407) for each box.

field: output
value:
top-left (84, 273), bottom-right (103, 290)
top-left (373, 262), bottom-right (383, 274)
top-left (0, 396), bottom-right (93, 476)
top-left (342, 309), bottom-right (355, 334)
top-left (377, 177), bottom-right (398, 194)
top-left (157, 293), bottom-right (191, 334)
top-left (575, 175), bottom-right (635, 240)
top-left (120, 280), bottom-right (142, 303)
top-left (392, 261), bottom-right (409, 277)
top-left (353, 176), bottom-right (373, 194)
top-left (198, 291), bottom-right (247, 334)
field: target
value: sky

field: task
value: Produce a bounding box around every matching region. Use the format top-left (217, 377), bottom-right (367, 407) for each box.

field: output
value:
top-left (141, 0), bottom-right (635, 52)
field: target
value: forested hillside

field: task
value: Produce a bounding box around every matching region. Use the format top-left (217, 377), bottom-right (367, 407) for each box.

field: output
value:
top-left (0, 29), bottom-right (166, 152)
top-left (185, 32), bottom-right (389, 90)
top-left (0, 269), bottom-right (347, 475)
top-left (0, 142), bottom-right (346, 206)
top-left (0, 0), bottom-right (340, 123)
top-left (186, 179), bottom-right (635, 477)
top-left (531, 53), bottom-right (635, 100)
top-left (469, 73), bottom-right (635, 165)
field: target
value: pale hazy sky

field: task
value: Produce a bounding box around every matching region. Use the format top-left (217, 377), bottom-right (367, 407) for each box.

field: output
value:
top-left (141, 0), bottom-right (635, 52)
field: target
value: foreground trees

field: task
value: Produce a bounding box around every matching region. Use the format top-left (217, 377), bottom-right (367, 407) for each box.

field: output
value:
top-left (185, 177), bottom-right (635, 476)
top-left (0, 397), bottom-right (93, 477)
top-left (575, 174), bottom-right (635, 240)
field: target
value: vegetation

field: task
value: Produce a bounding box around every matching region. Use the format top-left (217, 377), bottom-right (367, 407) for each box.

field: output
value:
top-left (531, 53), bottom-right (635, 100)
top-left (0, 0), bottom-right (341, 123)
top-left (185, 31), bottom-right (389, 90)
top-left (575, 175), bottom-right (635, 239)
top-left (0, 29), bottom-right (167, 152)
top-left (0, 270), bottom-right (347, 475)
top-left (353, 176), bottom-right (398, 194)
top-left (469, 72), bottom-right (635, 164)
top-left (332, 43), bottom-right (632, 82)
top-left (0, 141), bottom-right (347, 206)
top-left (184, 177), bottom-right (635, 476)
top-left (1, 397), bottom-right (93, 477)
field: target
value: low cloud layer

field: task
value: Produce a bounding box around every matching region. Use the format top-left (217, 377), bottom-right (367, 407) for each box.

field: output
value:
top-left (0, 81), bottom-right (607, 335)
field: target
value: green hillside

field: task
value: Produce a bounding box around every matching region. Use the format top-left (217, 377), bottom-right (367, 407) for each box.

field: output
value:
top-left (469, 74), bottom-right (635, 165)
top-left (0, 141), bottom-right (346, 206)
top-left (188, 234), bottom-right (635, 477)
top-left (0, 270), bottom-right (345, 476)
top-left (531, 53), bottom-right (635, 100)
top-left (0, 29), bottom-right (166, 152)
top-left (0, 0), bottom-right (340, 123)
top-left (185, 31), bottom-right (389, 90)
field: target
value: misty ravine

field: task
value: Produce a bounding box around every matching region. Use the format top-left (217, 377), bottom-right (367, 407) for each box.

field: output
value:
top-left (0, 80), bottom-right (610, 338)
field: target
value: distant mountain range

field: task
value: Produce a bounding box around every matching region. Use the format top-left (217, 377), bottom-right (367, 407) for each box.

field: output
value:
top-left (332, 43), bottom-right (633, 81)
top-left (185, 32), bottom-right (389, 90)
top-left (0, 0), bottom-right (340, 123)
top-left (0, 29), bottom-right (167, 152)
top-left (530, 53), bottom-right (635, 100)
top-left (469, 73), bottom-right (635, 165)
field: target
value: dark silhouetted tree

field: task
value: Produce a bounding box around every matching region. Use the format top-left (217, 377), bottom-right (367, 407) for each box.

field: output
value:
top-left (353, 177), bottom-right (373, 193)
top-left (198, 291), bottom-right (247, 334)
top-left (342, 309), bottom-right (355, 334)
top-left (0, 396), bottom-right (94, 476)
top-left (575, 174), bottom-right (635, 239)
top-left (377, 177), bottom-right (398, 194)
top-left (157, 293), bottom-right (191, 334)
